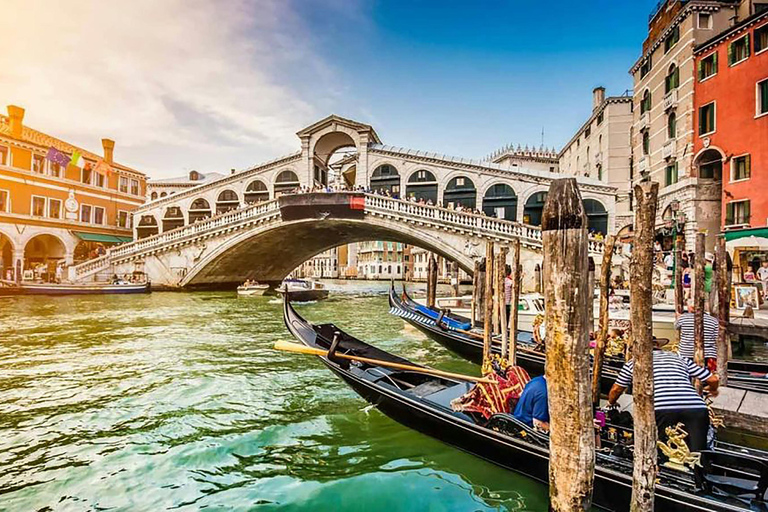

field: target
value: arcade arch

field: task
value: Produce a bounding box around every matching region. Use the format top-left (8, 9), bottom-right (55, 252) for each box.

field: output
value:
top-left (695, 148), bottom-right (724, 180)
top-left (24, 234), bottom-right (66, 277)
top-left (0, 231), bottom-right (13, 279)
top-left (244, 180), bottom-right (269, 204)
top-left (370, 164), bottom-right (400, 195)
top-left (189, 198), bottom-right (212, 223)
top-left (406, 170), bottom-right (438, 203)
top-left (216, 190), bottom-right (240, 214)
top-left (312, 131), bottom-right (357, 187)
top-left (523, 191), bottom-right (548, 226)
top-left (443, 176), bottom-right (476, 209)
top-left (137, 215), bottom-right (159, 239)
top-left (274, 170), bottom-right (300, 196)
top-left (163, 207), bottom-right (185, 232)
top-left (583, 198), bottom-right (608, 236)
top-left (482, 184), bottom-right (518, 221)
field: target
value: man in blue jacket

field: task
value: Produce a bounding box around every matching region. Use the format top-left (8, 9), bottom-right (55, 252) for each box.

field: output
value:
top-left (513, 375), bottom-right (549, 431)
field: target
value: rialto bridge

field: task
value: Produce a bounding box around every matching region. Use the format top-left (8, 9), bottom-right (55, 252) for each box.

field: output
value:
top-left (68, 115), bottom-right (617, 289)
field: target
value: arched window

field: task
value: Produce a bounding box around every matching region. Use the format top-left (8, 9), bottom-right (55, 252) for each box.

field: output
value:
top-left (665, 64), bottom-right (680, 93)
top-left (668, 113), bottom-right (677, 139)
top-left (696, 149), bottom-right (723, 180)
top-left (643, 131), bottom-right (650, 155)
top-left (150, 192), bottom-right (158, 201)
top-left (583, 199), bottom-right (608, 236)
top-left (641, 89), bottom-right (652, 114)
top-left (189, 198), bottom-right (212, 223)
top-left (482, 184), bottom-right (517, 221)
top-left (405, 170), bottom-right (438, 204)
top-left (162, 207), bottom-right (184, 232)
top-left (137, 215), bottom-right (159, 239)
top-left (370, 164), bottom-right (400, 196)
top-left (274, 170), bottom-right (300, 196)
top-left (442, 176), bottom-right (476, 209)
top-left (523, 192), bottom-right (548, 226)
top-left (216, 190), bottom-right (239, 214)
top-left (244, 180), bottom-right (269, 204)
top-left (160, 192), bottom-right (167, 198)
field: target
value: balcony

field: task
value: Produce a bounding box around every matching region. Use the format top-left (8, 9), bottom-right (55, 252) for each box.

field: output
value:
top-left (638, 156), bottom-right (649, 174)
top-left (662, 139), bottom-right (677, 160)
top-left (663, 89), bottom-right (678, 111)
top-left (639, 112), bottom-right (650, 130)
top-left (594, 152), bottom-right (603, 166)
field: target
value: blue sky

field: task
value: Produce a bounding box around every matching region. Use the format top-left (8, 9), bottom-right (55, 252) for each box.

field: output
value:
top-left (2, 1), bottom-right (658, 178)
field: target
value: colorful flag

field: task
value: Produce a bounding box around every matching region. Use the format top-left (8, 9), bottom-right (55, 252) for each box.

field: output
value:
top-left (70, 150), bottom-right (82, 168)
top-left (94, 159), bottom-right (112, 176)
top-left (45, 147), bottom-right (71, 167)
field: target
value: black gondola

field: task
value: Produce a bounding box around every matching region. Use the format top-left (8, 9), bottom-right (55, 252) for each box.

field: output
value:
top-left (282, 296), bottom-right (768, 511)
top-left (389, 285), bottom-right (768, 394)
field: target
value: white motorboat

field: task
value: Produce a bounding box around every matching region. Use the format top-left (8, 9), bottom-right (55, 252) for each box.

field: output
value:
top-left (237, 281), bottom-right (269, 296)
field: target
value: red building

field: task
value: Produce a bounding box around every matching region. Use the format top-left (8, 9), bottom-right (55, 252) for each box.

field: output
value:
top-left (693, 10), bottom-right (768, 241)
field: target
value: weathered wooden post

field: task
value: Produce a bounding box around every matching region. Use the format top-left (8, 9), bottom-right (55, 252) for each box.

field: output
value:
top-left (427, 254), bottom-right (438, 308)
top-left (542, 178), bottom-right (594, 512)
top-left (694, 232), bottom-right (706, 368)
top-left (630, 181), bottom-right (659, 512)
top-left (508, 239), bottom-right (521, 365)
top-left (674, 233), bottom-right (685, 314)
top-left (715, 236), bottom-right (730, 384)
top-left (471, 260), bottom-right (481, 328)
top-left (451, 260), bottom-right (460, 296)
top-left (498, 246), bottom-right (510, 360)
top-left (588, 256), bottom-right (596, 333)
top-left (483, 241), bottom-right (495, 362)
top-left (592, 234), bottom-right (616, 408)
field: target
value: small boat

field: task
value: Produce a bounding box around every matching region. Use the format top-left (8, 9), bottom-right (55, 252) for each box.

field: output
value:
top-left (237, 281), bottom-right (269, 296)
top-left (283, 297), bottom-right (768, 512)
top-left (391, 285), bottom-right (768, 394)
top-left (0, 280), bottom-right (150, 296)
top-left (278, 278), bottom-right (329, 302)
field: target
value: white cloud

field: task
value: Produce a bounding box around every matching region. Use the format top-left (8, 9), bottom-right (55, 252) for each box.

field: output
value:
top-left (0, 0), bottom-right (332, 177)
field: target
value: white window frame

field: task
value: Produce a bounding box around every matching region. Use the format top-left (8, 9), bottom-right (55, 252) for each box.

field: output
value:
top-left (130, 178), bottom-right (140, 196)
top-left (48, 197), bottom-right (63, 219)
top-left (756, 24), bottom-right (768, 56)
top-left (730, 153), bottom-right (751, 183)
top-left (729, 35), bottom-right (750, 67)
top-left (699, 100), bottom-right (717, 137)
top-left (119, 176), bottom-right (129, 194)
top-left (93, 172), bottom-right (106, 188)
top-left (0, 188), bottom-right (9, 212)
top-left (81, 166), bottom-right (93, 185)
top-left (32, 154), bottom-right (46, 175)
top-left (80, 203), bottom-right (93, 224)
top-left (93, 205), bottom-right (106, 225)
top-left (31, 195), bottom-right (47, 217)
top-left (698, 12), bottom-right (712, 30)
top-left (758, 77), bottom-right (768, 119)
top-left (727, 199), bottom-right (751, 227)
top-left (117, 210), bottom-right (131, 229)
top-left (49, 161), bottom-right (61, 178)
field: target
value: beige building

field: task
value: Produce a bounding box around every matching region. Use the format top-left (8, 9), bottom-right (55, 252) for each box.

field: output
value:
top-left (147, 170), bottom-right (225, 202)
top-left (487, 145), bottom-right (559, 174)
top-left (629, 0), bottom-right (767, 249)
top-left (559, 87), bottom-right (634, 235)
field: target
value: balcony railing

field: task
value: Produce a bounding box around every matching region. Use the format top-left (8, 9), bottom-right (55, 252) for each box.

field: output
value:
top-left (663, 89), bottom-right (678, 111)
top-left (639, 112), bottom-right (651, 130)
top-left (662, 139), bottom-right (677, 160)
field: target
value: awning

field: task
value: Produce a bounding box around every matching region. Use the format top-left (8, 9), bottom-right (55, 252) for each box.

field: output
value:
top-left (724, 227), bottom-right (768, 243)
top-left (73, 232), bottom-right (133, 244)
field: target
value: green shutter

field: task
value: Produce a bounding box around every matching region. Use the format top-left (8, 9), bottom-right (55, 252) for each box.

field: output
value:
top-left (745, 201), bottom-right (751, 223)
top-left (713, 52), bottom-right (718, 73)
top-left (697, 60), bottom-right (703, 80)
top-left (762, 81), bottom-right (768, 114)
top-left (746, 155), bottom-right (751, 179)
top-left (726, 203), bottom-right (734, 225)
top-left (728, 43), bottom-right (734, 65)
top-left (746, 34), bottom-right (751, 57)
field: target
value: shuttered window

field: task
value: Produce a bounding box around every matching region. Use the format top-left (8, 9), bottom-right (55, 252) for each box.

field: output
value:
top-left (756, 24), bottom-right (768, 53)
top-left (732, 155), bottom-right (751, 181)
top-left (699, 103), bottom-right (716, 135)
top-left (759, 79), bottom-right (768, 116)
top-left (728, 35), bottom-right (750, 65)
top-left (698, 53), bottom-right (718, 81)
top-left (726, 200), bottom-right (750, 226)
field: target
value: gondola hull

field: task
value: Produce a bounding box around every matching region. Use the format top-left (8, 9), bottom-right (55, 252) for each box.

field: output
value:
top-left (283, 298), bottom-right (766, 512)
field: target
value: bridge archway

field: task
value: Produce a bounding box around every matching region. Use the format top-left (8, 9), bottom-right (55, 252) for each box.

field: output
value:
top-left (523, 191), bottom-right (547, 226)
top-left (583, 198), bottom-right (608, 236)
top-left (216, 190), bottom-right (240, 214)
top-left (189, 198), bottom-right (212, 223)
top-left (443, 176), bottom-right (476, 209)
top-left (244, 180), bottom-right (269, 204)
top-left (162, 207), bottom-right (185, 232)
top-left (24, 234), bottom-right (66, 272)
top-left (137, 215), bottom-right (159, 239)
top-left (406, 170), bottom-right (438, 204)
top-left (370, 164), bottom-right (400, 195)
top-left (274, 170), bottom-right (300, 196)
top-left (482, 183), bottom-right (518, 221)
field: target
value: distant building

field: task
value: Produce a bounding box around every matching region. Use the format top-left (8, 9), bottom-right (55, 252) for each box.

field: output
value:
top-left (356, 240), bottom-right (405, 280)
top-left (410, 246), bottom-right (470, 283)
top-left (0, 104), bottom-right (146, 281)
top-left (629, 0), bottom-right (767, 250)
top-left (487, 145), bottom-right (560, 174)
top-left (147, 170), bottom-right (226, 201)
top-left (559, 88), bottom-right (634, 237)
top-left (300, 247), bottom-right (339, 278)
top-left (693, 9), bottom-right (768, 241)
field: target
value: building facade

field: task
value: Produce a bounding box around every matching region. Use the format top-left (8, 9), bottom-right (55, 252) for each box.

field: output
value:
top-left (629, 0), bottom-right (753, 250)
top-left (356, 240), bottom-right (405, 280)
top-left (693, 10), bottom-right (768, 234)
top-left (147, 170), bottom-right (225, 201)
top-left (559, 87), bottom-right (634, 235)
top-left (0, 105), bottom-right (146, 281)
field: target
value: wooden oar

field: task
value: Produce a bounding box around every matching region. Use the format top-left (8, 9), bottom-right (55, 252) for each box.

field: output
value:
top-left (274, 340), bottom-right (496, 384)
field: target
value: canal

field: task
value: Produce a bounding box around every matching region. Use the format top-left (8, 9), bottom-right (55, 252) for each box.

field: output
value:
top-left (0, 281), bottom-right (549, 511)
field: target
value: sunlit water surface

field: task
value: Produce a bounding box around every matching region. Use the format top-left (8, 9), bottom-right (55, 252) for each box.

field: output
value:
top-left (0, 281), bottom-right (548, 511)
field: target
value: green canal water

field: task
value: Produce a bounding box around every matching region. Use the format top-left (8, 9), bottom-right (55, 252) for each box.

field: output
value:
top-left (0, 281), bottom-right (549, 512)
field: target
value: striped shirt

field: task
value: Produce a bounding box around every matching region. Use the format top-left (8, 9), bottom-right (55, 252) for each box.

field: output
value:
top-left (615, 350), bottom-right (711, 411)
top-left (674, 312), bottom-right (718, 359)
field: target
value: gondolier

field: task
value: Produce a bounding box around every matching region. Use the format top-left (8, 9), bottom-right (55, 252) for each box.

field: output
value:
top-left (607, 338), bottom-right (720, 452)
top-left (675, 302), bottom-right (719, 371)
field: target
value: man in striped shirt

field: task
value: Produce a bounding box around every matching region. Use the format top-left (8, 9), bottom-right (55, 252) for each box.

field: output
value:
top-left (675, 303), bottom-right (719, 372)
top-left (607, 338), bottom-right (720, 452)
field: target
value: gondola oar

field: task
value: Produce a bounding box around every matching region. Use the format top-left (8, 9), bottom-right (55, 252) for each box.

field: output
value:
top-left (274, 340), bottom-right (497, 384)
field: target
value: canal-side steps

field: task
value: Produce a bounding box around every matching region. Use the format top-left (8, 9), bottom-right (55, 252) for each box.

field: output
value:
top-left (69, 193), bottom-right (608, 284)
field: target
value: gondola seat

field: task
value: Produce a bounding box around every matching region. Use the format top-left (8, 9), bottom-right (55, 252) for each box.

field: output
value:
top-left (693, 450), bottom-right (768, 503)
top-left (485, 413), bottom-right (549, 446)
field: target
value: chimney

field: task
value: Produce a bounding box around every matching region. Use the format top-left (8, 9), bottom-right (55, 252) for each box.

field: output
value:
top-left (7, 105), bottom-right (24, 139)
top-left (592, 87), bottom-right (606, 111)
top-left (230, 168), bottom-right (236, 175)
top-left (102, 138), bottom-right (115, 164)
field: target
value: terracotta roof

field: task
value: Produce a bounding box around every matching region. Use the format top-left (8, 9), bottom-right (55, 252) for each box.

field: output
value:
top-left (0, 114), bottom-right (145, 176)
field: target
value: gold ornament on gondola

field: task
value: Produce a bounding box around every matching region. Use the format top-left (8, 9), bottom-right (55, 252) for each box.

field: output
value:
top-left (657, 423), bottom-right (701, 472)
top-left (705, 397), bottom-right (725, 429)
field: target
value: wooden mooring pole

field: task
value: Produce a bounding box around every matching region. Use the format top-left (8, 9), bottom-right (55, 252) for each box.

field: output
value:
top-left (471, 260), bottom-right (481, 328)
top-left (451, 260), bottom-right (460, 297)
top-left (674, 233), bottom-right (685, 314)
top-left (542, 178), bottom-right (594, 512)
top-left (498, 246), bottom-right (509, 360)
top-left (715, 236), bottom-right (730, 385)
top-left (694, 232), bottom-right (706, 369)
top-left (630, 181), bottom-right (659, 512)
top-left (483, 241), bottom-right (494, 363)
top-left (592, 234), bottom-right (616, 408)
top-left (427, 254), bottom-right (438, 308)
top-left (508, 239), bottom-right (521, 365)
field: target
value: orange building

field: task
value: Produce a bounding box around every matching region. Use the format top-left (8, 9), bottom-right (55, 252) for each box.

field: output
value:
top-left (0, 104), bottom-right (147, 282)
